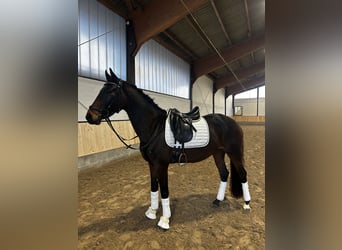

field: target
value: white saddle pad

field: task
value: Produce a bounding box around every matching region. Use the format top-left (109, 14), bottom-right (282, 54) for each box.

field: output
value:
top-left (165, 116), bottom-right (210, 148)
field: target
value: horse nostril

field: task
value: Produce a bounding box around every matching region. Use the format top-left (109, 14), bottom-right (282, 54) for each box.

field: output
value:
top-left (86, 110), bottom-right (101, 124)
top-left (86, 113), bottom-right (90, 120)
top-left (86, 112), bottom-right (95, 123)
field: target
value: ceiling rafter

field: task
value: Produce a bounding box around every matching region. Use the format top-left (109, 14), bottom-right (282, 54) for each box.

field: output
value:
top-left (210, 0), bottom-right (232, 45)
top-left (215, 61), bottom-right (265, 90)
top-left (243, 0), bottom-right (255, 63)
top-left (185, 15), bottom-right (214, 53)
top-left (97, 0), bottom-right (128, 18)
top-left (226, 74), bottom-right (265, 96)
top-left (131, 0), bottom-right (208, 55)
top-left (193, 34), bottom-right (264, 79)
top-left (163, 30), bottom-right (199, 60)
top-left (153, 36), bottom-right (191, 63)
top-left (209, 0), bottom-right (243, 85)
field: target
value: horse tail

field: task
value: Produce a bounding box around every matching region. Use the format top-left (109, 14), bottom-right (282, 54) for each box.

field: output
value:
top-left (230, 161), bottom-right (243, 198)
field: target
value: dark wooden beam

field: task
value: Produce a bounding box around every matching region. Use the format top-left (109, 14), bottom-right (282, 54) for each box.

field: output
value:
top-left (226, 75), bottom-right (265, 96)
top-left (132, 0), bottom-right (208, 55)
top-left (215, 61), bottom-right (265, 90)
top-left (243, 0), bottom-right (255, 63)
top-left (210, 0), bottom-right (232, 45)
top-left (193, 34), bottom-right (264, 79)
top-left (163, 30), bottom-right (198, 60)
top-left (185, 15), bottom-right (213, 52)
top-left (153, 37), bottom-right (191, 63)
top-left (97, 0), bottom-right (128, 18)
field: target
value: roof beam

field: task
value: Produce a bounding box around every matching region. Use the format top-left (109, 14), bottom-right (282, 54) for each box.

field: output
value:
top-left (215, 62), bottom-right (265, 90)
top-left (163, 30), bottom-right (198, 60)
top-left (243, 0), bottom-right (255, 63)
top-left (97, 0), bottom-right (127, 18)
top-left (185, 15), bottom-right (213, 52)
top-left (153, 37), bottom-right (191, 63)
top-left (131, 0), bottom-right (208, 55)
top-left (226, 74), bottom-right (265, 96)
top-left (193, 34), bottom-right (264, 78)
top-left (210, 0), bottom-right (232, 45)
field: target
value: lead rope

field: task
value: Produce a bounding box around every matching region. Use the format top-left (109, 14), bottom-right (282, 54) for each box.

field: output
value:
top-left (105, 117), bottom-right (139, 150)
top-left (79, 99), bottom-right (139, 150)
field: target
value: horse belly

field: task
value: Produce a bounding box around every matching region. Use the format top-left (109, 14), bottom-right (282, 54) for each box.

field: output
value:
top-left (184, 147), bottom-right (215, 163)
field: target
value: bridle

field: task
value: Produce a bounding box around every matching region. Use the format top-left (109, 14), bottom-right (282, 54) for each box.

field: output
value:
top-left (88, 82), bottom-right (122, 118)
top-left (88, 81), bottom-right (139, 150)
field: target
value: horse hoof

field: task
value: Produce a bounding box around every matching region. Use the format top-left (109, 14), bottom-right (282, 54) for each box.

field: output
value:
top-left (145, 207), bottom-right (157, 220)
top-left (243, 203), bottom-right (251, 211)
top-left (157, 216), bottom-right (170, 230)
top-left (212, 199), bottom-right (220, 208)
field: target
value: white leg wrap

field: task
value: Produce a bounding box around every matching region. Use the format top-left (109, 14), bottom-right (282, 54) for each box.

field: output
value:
top-left (242, 182), bottom-right (251, 202)
top-left (158, 198), bottom-right (171, 230)
top-left (145, 191), bottom-right (159, 220)
top-left (151, 191), bottom-right (159, 210)
top-left (216, 181), bottom-right (227, 201)
top-left (161, 198), bottom-right (171, 218)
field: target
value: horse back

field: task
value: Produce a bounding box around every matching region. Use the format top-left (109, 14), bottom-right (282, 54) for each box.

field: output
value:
top-left (203, 113), bottom-right (243, 145)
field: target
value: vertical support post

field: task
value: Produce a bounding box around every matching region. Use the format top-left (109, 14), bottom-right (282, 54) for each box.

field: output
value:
top-left (232, 94), bottom-right (235, 116)
top-left (212, 81), bottom-right (216, 114)
top-left (224, 88), bottom-right (227, 116)
top-left (190, 67), bottom-right (196, 110)
top-left (257, 86), bottom-right (259, 116)
top-left (126, 19), bottom-right (136, 84)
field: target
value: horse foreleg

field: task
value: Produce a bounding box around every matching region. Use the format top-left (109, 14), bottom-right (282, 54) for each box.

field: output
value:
top-left (145, 191), bottom-right (158, 219)
top-left (157, 166), bottom-right (171, 230)
top-left (145, 164), bottom-right (159, 220)
top-left (212, 151), bottom-right (229, 207)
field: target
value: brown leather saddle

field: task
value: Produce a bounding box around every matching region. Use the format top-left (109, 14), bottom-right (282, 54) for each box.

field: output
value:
top-left (168, 106), bottom-right (200, 144)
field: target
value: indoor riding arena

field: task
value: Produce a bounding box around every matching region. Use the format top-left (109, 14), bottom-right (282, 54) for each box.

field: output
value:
top-left (78, 0), bottom-right (265, 249)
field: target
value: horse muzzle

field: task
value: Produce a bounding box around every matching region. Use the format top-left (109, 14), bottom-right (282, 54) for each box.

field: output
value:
top-left (86, 110), bottom-right (102, 125)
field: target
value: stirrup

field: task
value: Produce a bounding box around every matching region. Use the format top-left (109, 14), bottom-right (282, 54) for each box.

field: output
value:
top-left (178, 152), bottom-right (187, 166)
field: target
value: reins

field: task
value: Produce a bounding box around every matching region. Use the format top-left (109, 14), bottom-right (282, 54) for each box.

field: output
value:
top-left (104, 117), bottom-right (139, 150)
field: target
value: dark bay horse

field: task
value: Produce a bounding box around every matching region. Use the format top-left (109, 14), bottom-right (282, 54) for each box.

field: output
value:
top-left (86, 69), bottom-right (251, 230)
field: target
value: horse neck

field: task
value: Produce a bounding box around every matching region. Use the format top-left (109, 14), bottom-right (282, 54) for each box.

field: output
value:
top-left (121, 84), bottom-right (166, 144)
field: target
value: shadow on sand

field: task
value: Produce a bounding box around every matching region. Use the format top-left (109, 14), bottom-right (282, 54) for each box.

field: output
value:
top-left (78, 193), bottom-right (243, 236)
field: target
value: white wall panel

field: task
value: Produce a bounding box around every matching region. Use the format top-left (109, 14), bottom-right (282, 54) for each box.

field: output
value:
top-left (226, 95), bottom-right (233, 116)
top-left (258, 98), bottom-right (265, 115)
top-left (192, 75), bottom-right (213, 115)
top-left (215, 88), bottom-right (225, 114)
top-left (234, 98), bottom-right (265, 116)
top-left (78, 0), bottom-right (126, 81)
top-left (146, 91), bottom-right (190, 113)
top-left (135, 40), bottom-right (190, 98)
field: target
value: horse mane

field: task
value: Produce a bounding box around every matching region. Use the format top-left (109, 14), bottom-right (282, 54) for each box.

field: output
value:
top-left (124, 82), bottom-right (167, 115)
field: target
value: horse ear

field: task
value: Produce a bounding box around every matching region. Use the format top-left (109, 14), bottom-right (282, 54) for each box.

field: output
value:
top-left (109, 68), bottom-right (120, 83)
top-left (105, 70), bottom-right (111, 81)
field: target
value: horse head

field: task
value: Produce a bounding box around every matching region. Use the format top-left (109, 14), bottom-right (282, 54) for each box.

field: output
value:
top-left (86, 68), bottom-right (125, 124)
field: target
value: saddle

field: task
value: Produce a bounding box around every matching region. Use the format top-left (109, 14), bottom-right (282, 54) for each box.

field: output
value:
top-left (168, 106), bottom-right (200, 164)
top-left (169, 106), bottom-right (200, 144)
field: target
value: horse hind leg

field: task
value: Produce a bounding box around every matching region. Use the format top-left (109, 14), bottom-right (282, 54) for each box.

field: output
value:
top-left (229, 155), bottom-right (251, 211)
top-left (212, 151), bottom-right (229, 207)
